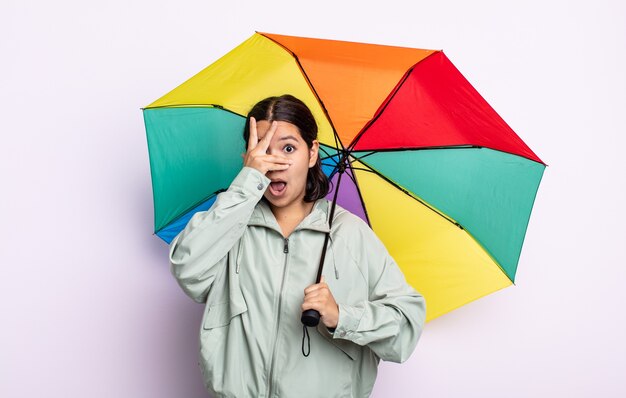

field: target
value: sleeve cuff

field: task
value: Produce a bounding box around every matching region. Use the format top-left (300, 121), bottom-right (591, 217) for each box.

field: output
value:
top-left (229, 166), bottom-right (271, 198)
top-left (332, 302), bottom-right (364, 340)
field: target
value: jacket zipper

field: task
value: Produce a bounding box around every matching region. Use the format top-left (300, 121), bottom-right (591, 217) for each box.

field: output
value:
top-left (267, 237), bottom-right (289, 398)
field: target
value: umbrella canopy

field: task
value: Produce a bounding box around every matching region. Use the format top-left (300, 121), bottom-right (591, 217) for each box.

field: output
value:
top-left (142, 32), bottom-right (546, 322)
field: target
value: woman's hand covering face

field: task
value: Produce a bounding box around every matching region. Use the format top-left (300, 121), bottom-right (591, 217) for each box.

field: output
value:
top-left (243, 117), bottom-right (293, 175)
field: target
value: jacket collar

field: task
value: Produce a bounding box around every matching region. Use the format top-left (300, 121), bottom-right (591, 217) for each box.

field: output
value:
top-left (248, 198), bottom-right (332, 235)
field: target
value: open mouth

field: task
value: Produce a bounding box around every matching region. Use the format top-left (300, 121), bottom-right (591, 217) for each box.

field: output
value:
top-left (269, 181), bottom-right (287, 196)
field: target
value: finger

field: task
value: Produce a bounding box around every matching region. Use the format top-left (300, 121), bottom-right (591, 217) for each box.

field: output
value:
top-left (304, 283), bottom-right (327, 295)
top-left (302, 300), bottom-right (325, 312)
top-left (262, 155), bottom-right (293, 164)
top-left (259, 121), bottom-right (278, 152)
top-left (304, 288), bottom-right (322, 298)
top-left (304, 291), bottom-right (327, 303)
top-left (302, 299), bottom-right (319, 310)
top-left (266, 164), bottom-right (291, 173)
top-left (304, 284), bottom-right (319, 295)
top-left (247, 117), bottom-right (258, 152)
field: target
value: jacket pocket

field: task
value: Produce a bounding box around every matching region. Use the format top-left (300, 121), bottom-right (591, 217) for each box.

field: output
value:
top-left (318, 323), bottom-right (360, 362)
top-left (332, 338), bottom-right (359, 362)
top-left (199, 301), bottom-right (244, 392)
top-left (203, 301), bottom-right (246, 330)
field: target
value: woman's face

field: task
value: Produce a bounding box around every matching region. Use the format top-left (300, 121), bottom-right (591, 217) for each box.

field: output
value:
top-left (255, 120), bottom-right (319, 210)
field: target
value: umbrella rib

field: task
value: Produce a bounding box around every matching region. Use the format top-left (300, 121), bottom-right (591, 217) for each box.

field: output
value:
top-left (348, 151), bottom-right (376, 162)
top-left (356, 144), bottom-right (478, 153)
top-left (346, 53), bottom-right (440, 152)
top-left (157, 189), bottom-right (225, 234)
top-left (143, 104), bottom-right (246, 117)
top-left (355, 161), bottom-right (465, 230)
top-left (345, 160), bottom-right (373, 227)
top-left (319, 146), bottom-right (341, 163)
top-left (340, 164), bottom-right (360, 186)
top-left (350, 146), bottom-right (481, 162)
top-left (346, 166), bottom-right (375, 173)
top-left (353, 145), bottom-right (548, 166)
top-left (259, 33), bottom-right (345, 154)
top-left (320, 145), bottom-right (349, 181)
top-left (319, 153), bottom-right (335, 163)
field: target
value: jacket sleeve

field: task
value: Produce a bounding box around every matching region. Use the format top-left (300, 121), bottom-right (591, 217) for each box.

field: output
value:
top-left (331, 222), bottom-right (427, 363)
top-left (169, 166), bottom-right (270, 303)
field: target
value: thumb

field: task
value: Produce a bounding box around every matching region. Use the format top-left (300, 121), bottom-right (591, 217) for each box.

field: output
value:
top-left (320, 275), bottom-right (325, 283)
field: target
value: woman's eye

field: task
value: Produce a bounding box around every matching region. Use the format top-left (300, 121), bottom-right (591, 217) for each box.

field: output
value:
top-left (284, 145), bottom-right (295, 153)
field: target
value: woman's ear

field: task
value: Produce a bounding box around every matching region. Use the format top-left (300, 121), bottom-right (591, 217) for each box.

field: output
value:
top-left (309, 140), bottom-right (319, 168)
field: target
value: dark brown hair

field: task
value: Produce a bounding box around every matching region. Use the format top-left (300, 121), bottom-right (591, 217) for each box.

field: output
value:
top-left (243, 94), bottom-right (329, 202)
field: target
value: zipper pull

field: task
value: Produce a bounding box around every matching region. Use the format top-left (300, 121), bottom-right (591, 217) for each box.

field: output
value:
top-left (283, 238), bottom-right (289, 253)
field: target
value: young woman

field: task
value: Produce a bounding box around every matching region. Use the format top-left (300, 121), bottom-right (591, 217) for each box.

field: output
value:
top-left (169, 95), bottom-right (426, 397)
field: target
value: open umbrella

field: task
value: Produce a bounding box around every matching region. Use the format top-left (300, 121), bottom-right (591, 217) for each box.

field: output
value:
top-left (142, 32), bottom-right (546, 322)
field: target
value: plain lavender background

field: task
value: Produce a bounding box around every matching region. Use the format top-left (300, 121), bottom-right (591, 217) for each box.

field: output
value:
top-left (2, 0), bottom-right (625, 397)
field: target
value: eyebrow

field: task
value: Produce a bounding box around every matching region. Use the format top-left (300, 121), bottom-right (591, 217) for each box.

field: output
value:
top-left (277, 135), bottom-right (299, 142)
top-left (258, 134), bottom-right (300, 142)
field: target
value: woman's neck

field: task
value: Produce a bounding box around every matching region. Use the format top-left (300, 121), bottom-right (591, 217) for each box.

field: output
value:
top-left (270, 200), bottom-right (316, 237)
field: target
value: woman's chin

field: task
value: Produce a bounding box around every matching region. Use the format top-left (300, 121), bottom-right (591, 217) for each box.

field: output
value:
top-left (266, 196), bottom-right (289, 208)
top-left (265, 192), bottom-right (304, 210)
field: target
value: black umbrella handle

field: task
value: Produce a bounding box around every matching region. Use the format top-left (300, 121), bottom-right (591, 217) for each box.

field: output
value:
top-left (300, 153), bottom-right (347, 329)
top-left (300, 231), bottom-right (330, 327)
top-left (301, 309), bottom-right (321, 326)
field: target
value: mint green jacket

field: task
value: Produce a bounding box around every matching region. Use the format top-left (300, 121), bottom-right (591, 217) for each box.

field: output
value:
top-left (169, 166), bottom-right (426, 398)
